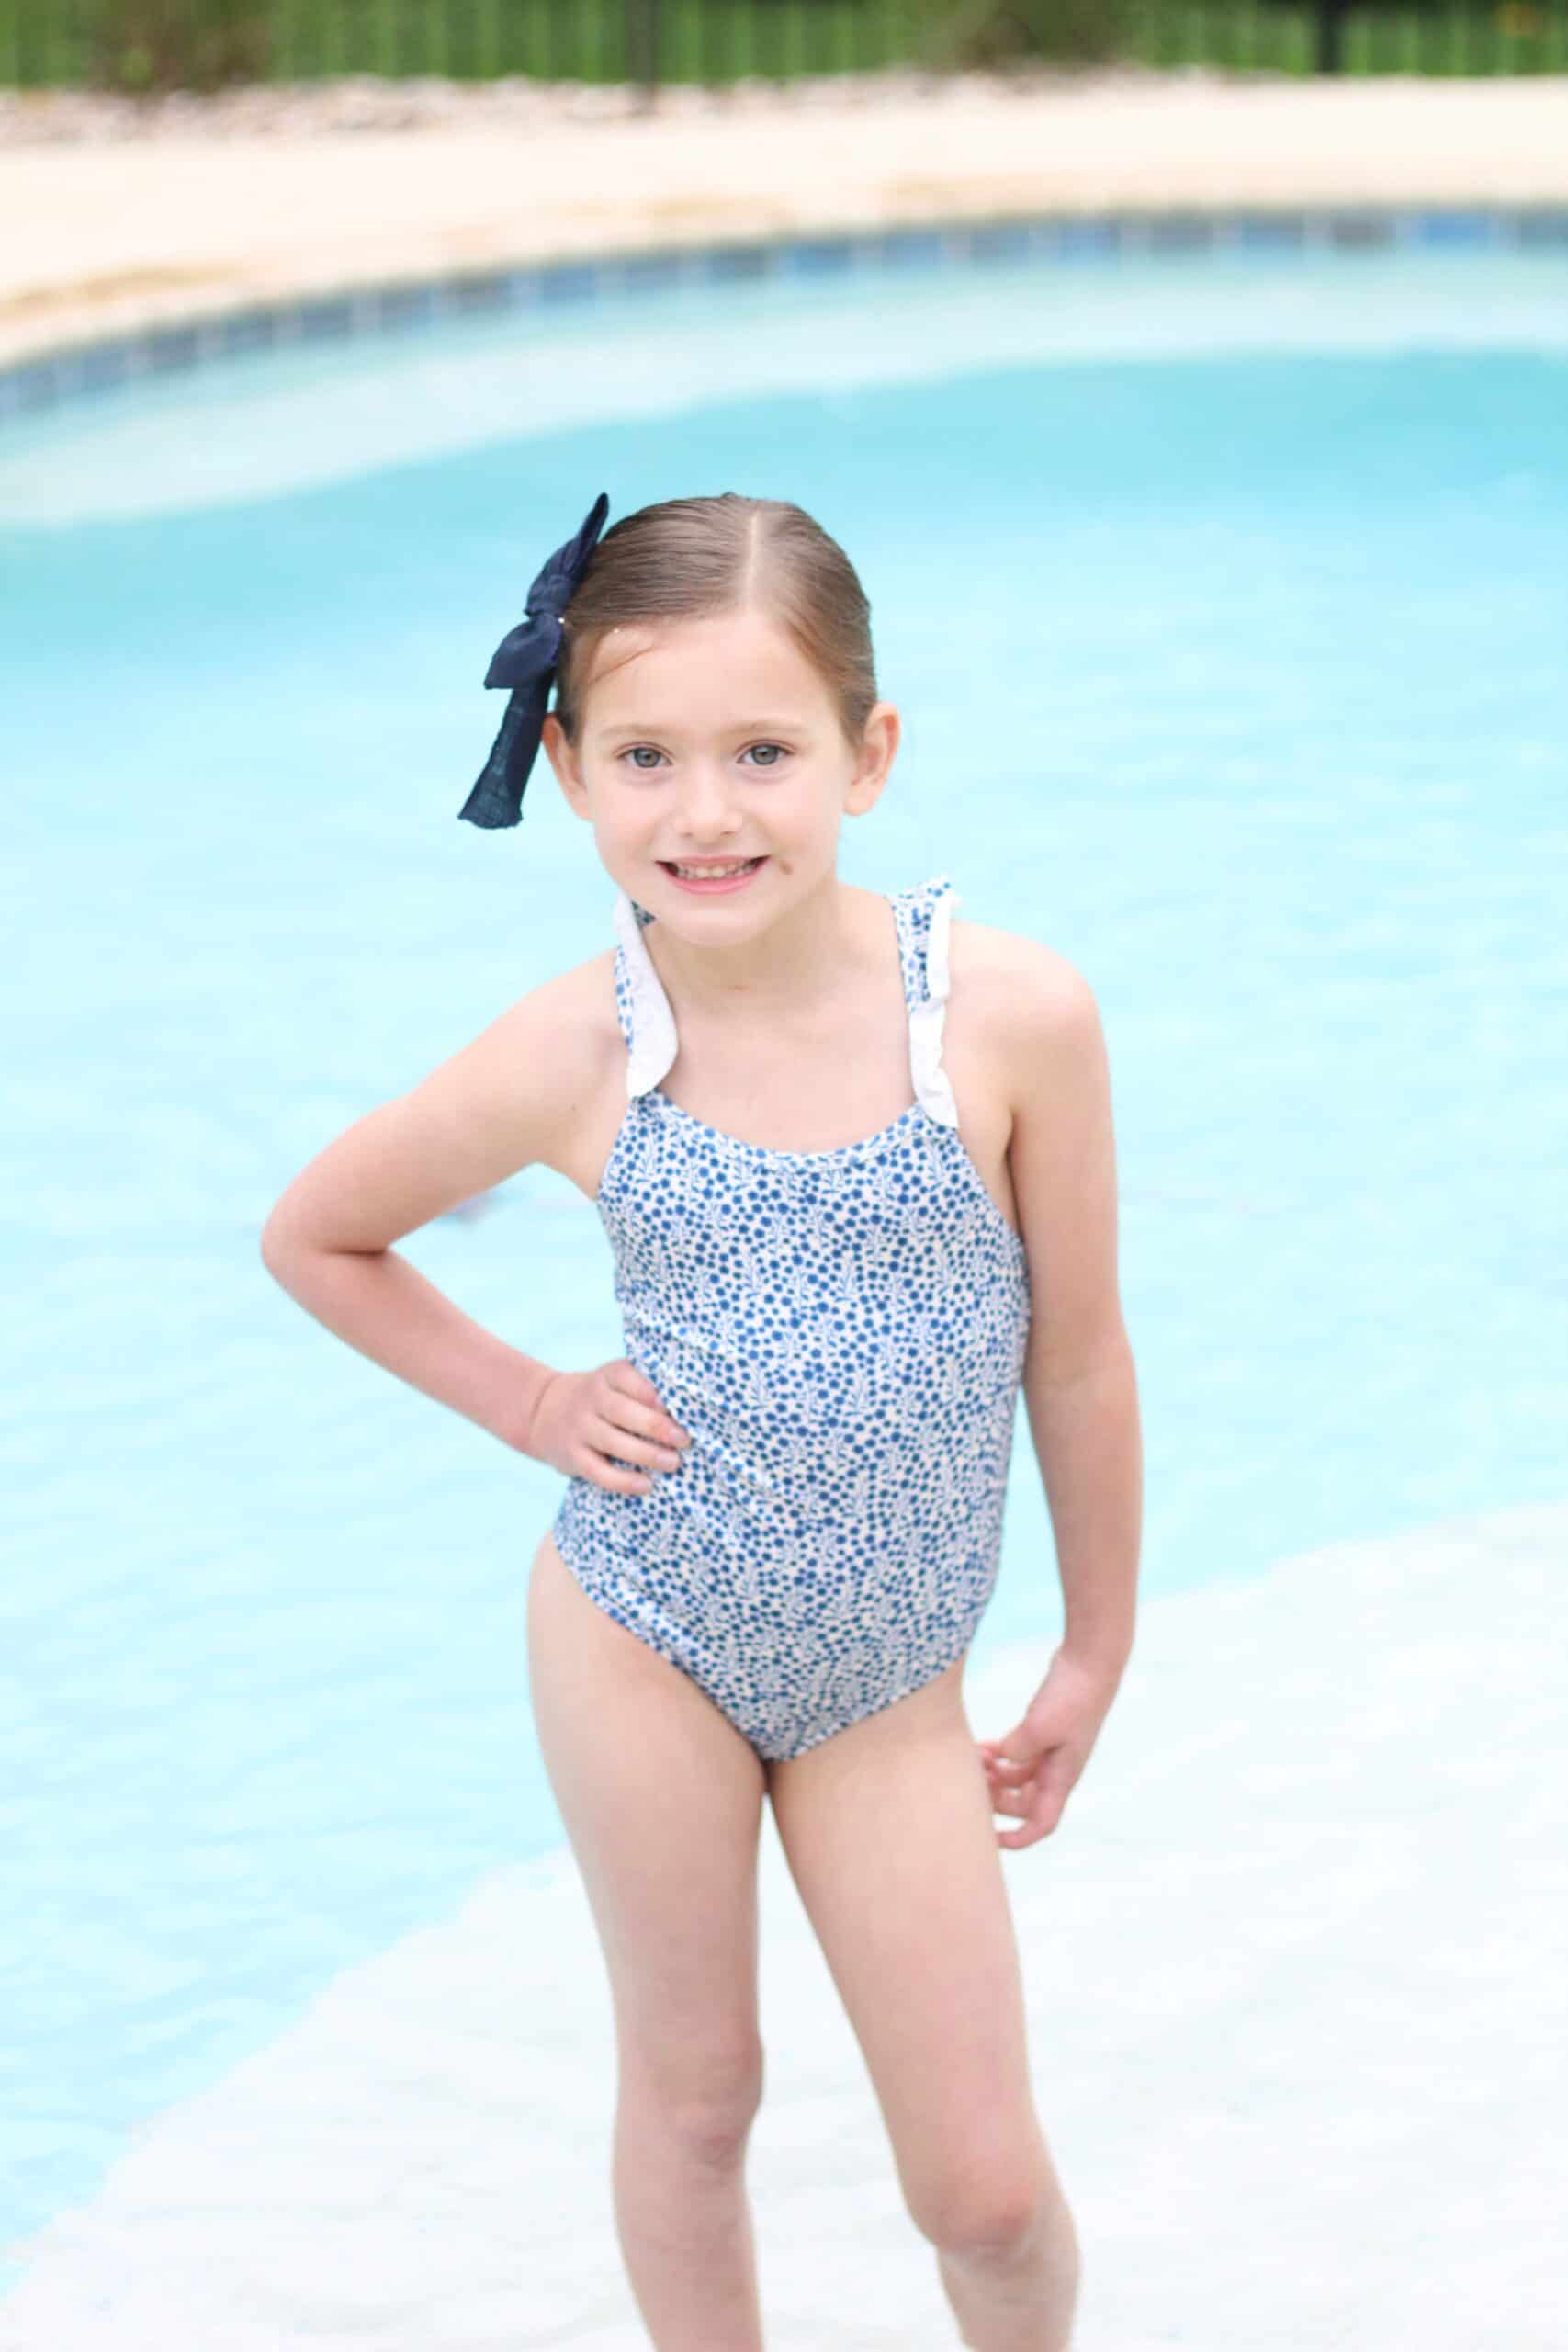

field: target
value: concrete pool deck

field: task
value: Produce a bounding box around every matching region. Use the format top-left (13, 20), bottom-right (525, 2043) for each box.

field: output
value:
top-left (2, 70), bottom-right (1568, 372)
top-left (2, 1501), bottom-right (1561, 2346)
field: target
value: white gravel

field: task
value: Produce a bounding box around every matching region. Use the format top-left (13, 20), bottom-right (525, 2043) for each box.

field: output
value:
top-left (0, 60), bottom-right (1249, 145)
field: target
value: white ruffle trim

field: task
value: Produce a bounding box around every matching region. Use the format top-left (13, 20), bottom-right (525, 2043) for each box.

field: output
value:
top-left (908, 881), bottom-right (961, 1129)
top-left (611, 888), bottom-right (678, 1100)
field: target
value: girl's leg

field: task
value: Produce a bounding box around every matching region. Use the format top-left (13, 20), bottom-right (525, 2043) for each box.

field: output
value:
top-left (526, 1530), bottom-right (771, 2352)
top-left (766, 1657), bottom-right (1081, 2352)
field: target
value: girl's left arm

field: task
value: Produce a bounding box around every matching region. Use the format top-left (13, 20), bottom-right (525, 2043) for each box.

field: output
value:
top-left (977, 938), bottom-right (1144, 1849)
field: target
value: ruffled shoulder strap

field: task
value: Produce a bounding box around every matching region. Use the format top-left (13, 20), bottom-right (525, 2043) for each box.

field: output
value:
top-left (896, 874), bottom-right (961, 1130)
top-left (610, 888), bottom-right (679, 1100)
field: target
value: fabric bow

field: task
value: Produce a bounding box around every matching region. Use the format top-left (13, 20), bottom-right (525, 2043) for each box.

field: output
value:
top-left (457, 491), bottom-right (611, 829)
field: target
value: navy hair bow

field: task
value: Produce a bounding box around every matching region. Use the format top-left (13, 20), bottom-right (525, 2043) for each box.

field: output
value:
top-left (457, 491), bottom-right (611, 829)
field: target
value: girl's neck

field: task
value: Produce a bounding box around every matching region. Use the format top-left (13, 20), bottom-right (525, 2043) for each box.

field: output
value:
top-left (642, 874), bottom-right (883, 1030)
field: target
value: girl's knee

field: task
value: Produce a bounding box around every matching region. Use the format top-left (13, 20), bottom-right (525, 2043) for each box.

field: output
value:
top-left (621, 2035), bottom-right (766, 2162)
top-left (907, 2144), bottom-right (1070, 2265)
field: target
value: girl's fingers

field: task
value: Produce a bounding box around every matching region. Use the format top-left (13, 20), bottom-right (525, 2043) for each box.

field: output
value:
top-left (979, 1758), bottom-right (1033, 1810)
top-left (608, 1364), bottom-right (690, 1449)
top-left (591, 1414), bottom-right (682, 1472)
top-left (584, 1456), bottom-right (655, 1495)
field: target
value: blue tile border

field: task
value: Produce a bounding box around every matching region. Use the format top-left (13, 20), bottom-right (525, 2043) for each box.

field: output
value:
top-left (2, 202), bottom-right (1565, 428)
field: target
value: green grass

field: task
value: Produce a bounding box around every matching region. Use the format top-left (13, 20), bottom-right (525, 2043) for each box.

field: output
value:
top-left (3, 0), bottom-right (1564, 96)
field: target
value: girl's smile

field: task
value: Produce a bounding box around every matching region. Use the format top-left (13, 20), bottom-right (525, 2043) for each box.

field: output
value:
top-left (657, 854), bottom-right (771, 894)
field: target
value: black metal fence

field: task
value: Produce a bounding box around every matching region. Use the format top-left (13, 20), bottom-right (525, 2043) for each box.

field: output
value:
top-left (4, 0), bottom-right (1565, 92)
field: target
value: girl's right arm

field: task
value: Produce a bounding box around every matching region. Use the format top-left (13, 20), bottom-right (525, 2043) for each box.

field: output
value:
top-left (258, 962), bottom-right (690, 1494)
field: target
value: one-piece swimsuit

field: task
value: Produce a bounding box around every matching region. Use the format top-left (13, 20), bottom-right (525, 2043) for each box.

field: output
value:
top-left (550, 871), bottom-right (1032, 1763)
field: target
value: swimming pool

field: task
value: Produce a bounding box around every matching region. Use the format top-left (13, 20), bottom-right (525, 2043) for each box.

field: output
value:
top-left (3, 222), bottom-right (1565, 2303)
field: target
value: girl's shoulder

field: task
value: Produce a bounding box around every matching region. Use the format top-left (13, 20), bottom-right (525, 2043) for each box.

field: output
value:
top-left (947, 910), bottom-right (1107, 1128)
top-left (940, 908), bottom-right (1109, 1157)
top-left (412, 945), bottom-right (625, 1187)
top-left (505, 944), bottom-right (623, 1094)
top-left (949, 910), bottom-right (1097, 1043)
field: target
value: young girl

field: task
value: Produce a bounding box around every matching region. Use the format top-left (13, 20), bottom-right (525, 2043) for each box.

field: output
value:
top-left (261, 491), bottom-right (1143, 2352)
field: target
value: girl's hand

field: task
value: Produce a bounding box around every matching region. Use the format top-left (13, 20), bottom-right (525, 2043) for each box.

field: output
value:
top-left (976, 1643), bottom-right (1129, 1851)
top-left (525, 1358), bottom-right (691, 1496)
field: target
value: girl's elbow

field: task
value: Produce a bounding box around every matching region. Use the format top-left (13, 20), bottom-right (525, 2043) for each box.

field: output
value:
top-left (259, 1205), bottom-right (319, 1272)
top-left (258, 1216), bottom-right (296, 1274)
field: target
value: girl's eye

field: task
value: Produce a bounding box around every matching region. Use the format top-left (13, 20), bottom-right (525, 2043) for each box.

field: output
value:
top-left (618, 743), bottom-right (791, 773)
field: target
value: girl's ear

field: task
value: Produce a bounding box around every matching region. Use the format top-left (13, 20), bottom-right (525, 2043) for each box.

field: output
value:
top-left (846, 701), bottom-right (899, 815)
top-left (541, 714), bottom-right (589, 814)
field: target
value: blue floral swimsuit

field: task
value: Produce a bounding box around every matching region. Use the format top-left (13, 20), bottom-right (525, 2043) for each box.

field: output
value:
top-left (550, 873), bottom-right (1032, 1762)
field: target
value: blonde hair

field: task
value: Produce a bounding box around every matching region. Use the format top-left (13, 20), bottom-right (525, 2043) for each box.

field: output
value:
top-left (553, 492), bottom-right (878, 751)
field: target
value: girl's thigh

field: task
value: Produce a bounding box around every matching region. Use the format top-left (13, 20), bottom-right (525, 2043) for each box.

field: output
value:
top-left (526, 1528), bottom-right (770, 2092)
top-left (764, 1657), bottom-right (1051, 2233)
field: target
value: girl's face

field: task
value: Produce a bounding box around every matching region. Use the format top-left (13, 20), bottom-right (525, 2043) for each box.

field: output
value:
top-left (541, 606), bottom-right (898, 920)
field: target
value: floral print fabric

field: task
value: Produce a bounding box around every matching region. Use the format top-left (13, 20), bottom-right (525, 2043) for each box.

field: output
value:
top-left (550, 875), bottom-right (1032, 1761)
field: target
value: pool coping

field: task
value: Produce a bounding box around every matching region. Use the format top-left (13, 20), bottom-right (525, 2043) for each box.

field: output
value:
top-left (5, 198), bottom-right (1567, 426)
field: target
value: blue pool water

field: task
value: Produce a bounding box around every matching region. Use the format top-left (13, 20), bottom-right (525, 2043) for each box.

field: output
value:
top-left (3, 237), bottom-right (1565, 2283)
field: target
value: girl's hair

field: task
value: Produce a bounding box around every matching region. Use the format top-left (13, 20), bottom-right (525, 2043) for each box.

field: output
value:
top-left (553, 492), bottom-right (878, 752)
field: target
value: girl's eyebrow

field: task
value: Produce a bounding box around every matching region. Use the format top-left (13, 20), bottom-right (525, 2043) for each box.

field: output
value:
top-left (594, 718), bottom-right (807, 742)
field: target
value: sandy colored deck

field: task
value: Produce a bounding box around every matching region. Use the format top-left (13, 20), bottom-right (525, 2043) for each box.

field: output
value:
top-left (1, 1502), bottom-right (1560, 2347)
top-left (3, 72), bottom-right (1567, 369)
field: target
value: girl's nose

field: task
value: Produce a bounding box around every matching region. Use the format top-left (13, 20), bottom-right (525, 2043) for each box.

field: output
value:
top-left (672, 765), bottom-right (739, 832)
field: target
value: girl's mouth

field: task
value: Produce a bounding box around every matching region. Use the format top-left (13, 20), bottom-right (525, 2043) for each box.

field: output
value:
top-left (658, 856), bottom-right (769, 895)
